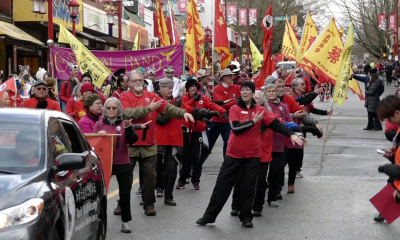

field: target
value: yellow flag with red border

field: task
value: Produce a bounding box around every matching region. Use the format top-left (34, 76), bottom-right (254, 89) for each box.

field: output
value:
top-left (156, 0), bottom-right (170, 46)
top-left (281, 20), bottom-right (296, 60)
top-left (287, 19), bottom-right (300, 56)
top-left (297, 12), bottom-right (318, 77)
top-left (333, 23), bottom-right (354, 105)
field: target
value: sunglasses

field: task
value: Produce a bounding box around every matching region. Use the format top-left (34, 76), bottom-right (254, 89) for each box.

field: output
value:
top-left (106, 107), bottom-right (118, 110)
top-left (36, 87), bottom-right (47, 91)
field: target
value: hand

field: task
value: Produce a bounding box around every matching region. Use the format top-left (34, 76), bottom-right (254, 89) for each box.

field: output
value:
top-left (223, 98), bottom-right (235, 104)
top-left (193, 94), bottom-right (202, 102)
top-left (122, 119), bottom-right (131, 128)
top-left (293, 110), bottom-right (306, 119)
top-left (290, 135), bottom-right (304, 146)
top-left (141, 120), bottom-right (152, 129)
top-left (97, 130), bottom-right (107, 136)
top-left (149, 98), bottom-right (163, 111)
top-left (327, 109), bottom-right (333, 115)
top-left (183, 113), bottom-right (194, 122)
top-left (252, 111), bottom-right (264, 124)
top-left (394, 190), bottom-right (400, 203)
top-left (73, 77), bottom-right (79, 83)
top-left (315, 88), bottom-right (322, 94)
top-left (208, 110), bottom-right (220, 118)
top-left (382, 149), bottom-right (393, 159)
top-left (315, 123), bottom-right (323, 134)
top-left (320, 135), bottom-right (328, 141)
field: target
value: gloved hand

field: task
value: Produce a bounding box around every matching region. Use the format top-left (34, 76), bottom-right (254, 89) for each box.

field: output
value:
top-left (193, 94), bottom-right (201, 102)
top-left (222, 111), bottom-right (229, 120)
top-left (207, 111), bottom-right (220, 118)
top-left (300, 125), bottom-right (323, 138)
top-left (36, 100), bottom-right (48, 109)
top-left (378, 164), bottom-right (400, 180)
top-left (283, 122), bottom-right (298, 130)
top-left (173, 98), bottom-right (182, 107)
top-left (156, 115), bottom-right (172, 126)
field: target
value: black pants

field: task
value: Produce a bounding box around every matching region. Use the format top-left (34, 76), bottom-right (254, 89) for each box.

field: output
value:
top-left (287, 148), bottom-right (304, 186)
top-left (130, 157), bottom-right (143, 189)
top-left (203, 155), bottom-right (260, 222)
top-left (113, 164), bottom-right (133, 222)
top-left (206, 122), bottom-right (231, 157)
top-left (277, 147), bottom-right (287, 190)
top-left (130, 155), bottom-right (157, 208)
top-left (367, 111), bottom-right (382, 130)
top-left (179, 132), bottom-right (203, 184)
top-left (386, 73), bottom-right (392, 85)
top-left (156, 146), bottom-right (178, 200)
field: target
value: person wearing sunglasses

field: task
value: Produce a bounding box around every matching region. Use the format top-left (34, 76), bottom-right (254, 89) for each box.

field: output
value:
top-left (19, 80), bottom-right (61, 111)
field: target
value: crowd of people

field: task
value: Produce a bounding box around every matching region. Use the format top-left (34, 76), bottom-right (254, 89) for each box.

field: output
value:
top-left (0, 61), bottom-right (335, 231)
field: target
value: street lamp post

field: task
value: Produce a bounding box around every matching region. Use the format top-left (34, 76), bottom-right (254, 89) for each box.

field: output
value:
top-left (180, 36), bottom-right (187, 75)
top-left (118, 1), bottom-right (123, 50)
top-left (204, 26), bottom-right (212, 66)
top-left (68, 0), bottom-right (80, 36)
top-left (235, 31), bottom-right (239, 60)
top-left (241, 32), bottom-right (247, 65)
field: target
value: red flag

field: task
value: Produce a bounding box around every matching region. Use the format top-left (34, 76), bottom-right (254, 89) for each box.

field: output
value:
top-left (0, 77), bottom-right (16, 100)
top-left (255, 4), bottom-right (273, 88)
top-left (166, 3), bottom-right (180, 45)
top-left (214, 0), bottom-right (232, 69)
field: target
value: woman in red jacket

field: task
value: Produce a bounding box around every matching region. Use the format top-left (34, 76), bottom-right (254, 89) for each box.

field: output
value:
top-left (178, 77), bottom-right (226, 190)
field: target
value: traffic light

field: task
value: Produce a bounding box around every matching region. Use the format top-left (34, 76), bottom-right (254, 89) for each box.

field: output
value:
top-left (383, 53), bottom-right (387, 58)
top-left (339, 29), bottom-right (344, 37)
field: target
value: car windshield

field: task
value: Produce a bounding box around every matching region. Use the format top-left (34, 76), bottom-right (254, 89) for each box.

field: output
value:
top-left (277, 63), bottom-right (296, 70)
top-left (0, 122), bottom-right (44, 173)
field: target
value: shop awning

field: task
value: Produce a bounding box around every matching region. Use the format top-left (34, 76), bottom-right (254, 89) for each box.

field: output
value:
top-left (0, 21), bottom-right (44, 46)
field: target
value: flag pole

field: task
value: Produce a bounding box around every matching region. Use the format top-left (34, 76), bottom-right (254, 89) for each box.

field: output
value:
top-left (211, 0), bottom-right (215, 85)
top-left (14, 77), bottom-right (17, 108)
top-left (320, 101), bottom-right (333, 162)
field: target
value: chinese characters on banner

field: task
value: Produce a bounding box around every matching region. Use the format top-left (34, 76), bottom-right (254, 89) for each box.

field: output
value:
top-left (389, 14), bottom-right (397, 31)
top-left (378, 14), bottom-right (386, 30)
top-left (227, 4), bottom-right (237, 25)
top-left (249, 8), bottom-right (257, 26)
top-left (178, 0), bottom-right (187, 12)
top-left (239, 9), bottom-right (246, 26)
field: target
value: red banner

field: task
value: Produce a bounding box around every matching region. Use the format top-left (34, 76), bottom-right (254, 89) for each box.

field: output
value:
top-left (227, 4), bottom-right (237, 25)
top-left (239, 9), bottom-right (246, 26)
top-left (178, 0), bottom-right (188, 12)
top-left (389, 13), bottom-right (397, 31)
top-left (378, 14), bottom-right (386, 30)
top-left (85, 135), bottom-right (113, 192)
top-left (249, 8), bottom-right (257, 26)
top-left (139, 4), bottom-right (145, 18)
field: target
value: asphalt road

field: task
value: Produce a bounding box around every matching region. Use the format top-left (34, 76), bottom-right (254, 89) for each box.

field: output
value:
top-left (105, 83), bottom-right (400, 240)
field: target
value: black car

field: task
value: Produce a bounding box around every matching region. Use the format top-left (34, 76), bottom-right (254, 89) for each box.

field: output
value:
top-left (0, 108), bottom-right (107, 240)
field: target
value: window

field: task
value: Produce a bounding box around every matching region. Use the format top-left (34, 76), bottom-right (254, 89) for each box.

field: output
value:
top-left (61, 121), bottom-right (85, 154)
top-left (49, 120), bottom-right (71, 161)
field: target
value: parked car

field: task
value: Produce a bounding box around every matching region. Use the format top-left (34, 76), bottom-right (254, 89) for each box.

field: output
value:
top-left (276, 61), bottom-right (296, 70)
top-left (0, 108), bottom-right (107, 240)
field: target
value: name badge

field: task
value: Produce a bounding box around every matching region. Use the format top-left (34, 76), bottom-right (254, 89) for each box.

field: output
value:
top-left (241, 111), bottom-right (248, 114)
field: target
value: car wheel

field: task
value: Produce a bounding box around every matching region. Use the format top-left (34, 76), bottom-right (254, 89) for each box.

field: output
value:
top-left (51, 228), bottom-right (60, 240)
top-left (96, 206), bottom-right (106, 240)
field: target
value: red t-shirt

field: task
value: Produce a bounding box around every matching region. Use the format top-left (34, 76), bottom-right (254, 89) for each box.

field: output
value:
top-left (211, 84), bottom-right (241, 123)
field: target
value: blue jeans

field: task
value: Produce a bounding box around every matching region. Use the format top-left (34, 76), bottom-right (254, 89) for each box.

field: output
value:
top-left (206, 121), bottom-right (231, 157)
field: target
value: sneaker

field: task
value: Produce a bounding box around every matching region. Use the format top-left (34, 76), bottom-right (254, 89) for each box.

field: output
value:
top-left (374, 213), bottom-right (385, 223)
top-left (192, 183), bottom-right (201, 190)
top-left (176, 181), bottom-right (185, 189)
top-left (196, 217), bottom-right (215, 226)
top-left (230, 209), bottom-right (239, 216)
top-left (164, 199), bottom-right (177, 206)
top-left (288, 185), bottom-right (295, 194)
top-left (185, 178), bottom-right (190, 184)
top-left (242, 219), bottom-right (253, 228)
top-left (144, 205), bottom-right (156, 216)
top-left (114, 202), bottom-right (121, 215)
top-left (296, 171), bottom-right (303, 178)
top-left (268, 201), bottom-right (279, 208)
top-left (121, 222), bottom-right (131, 233)
top-left (156, 188), bottom-right (164, 197)
top-left (136, 187), bottom-right (142, 195)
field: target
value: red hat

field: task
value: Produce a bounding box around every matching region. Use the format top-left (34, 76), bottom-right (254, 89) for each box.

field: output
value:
top-left (80, 83), bottom-right (95, 94)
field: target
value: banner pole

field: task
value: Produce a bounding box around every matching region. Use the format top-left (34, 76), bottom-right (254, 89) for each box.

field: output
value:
top-left (211, 0), bottom-right (215, 85)
top-left (320, 101), bottom-right (333, 162)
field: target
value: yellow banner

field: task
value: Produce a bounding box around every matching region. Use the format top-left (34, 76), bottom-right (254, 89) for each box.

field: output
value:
top-left (297, 12), bottom-right (318, 63)
top-left (281, 21), bottom-right (296, 60)
top-left (287, 19), bottom-right (300, 57)
top-left (333, 24), bottom-right (355, 106)
top-left (58, 25), bottom-right (110, 88)
top-left (250, 38), bottom-right (262, 71)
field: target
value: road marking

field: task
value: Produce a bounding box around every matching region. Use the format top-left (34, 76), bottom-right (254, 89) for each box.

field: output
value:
top-left (107, 178), bottom-right (139, 199)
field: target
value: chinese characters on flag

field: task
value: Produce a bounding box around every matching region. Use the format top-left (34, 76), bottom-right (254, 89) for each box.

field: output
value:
top-left (389, 14), bottom-right (397, 31)
top-left (239, 9), bottom-right (246, 26)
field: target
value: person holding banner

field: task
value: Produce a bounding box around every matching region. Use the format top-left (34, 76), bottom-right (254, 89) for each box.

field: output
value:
top-left (93, 97), bottom-right (140, 233)
top-left (0, 92), bottom-right (10, 107)
top-left (120, 69), bottom-right (194, 216)
top-left (19, 80), bottom-right (61, 111)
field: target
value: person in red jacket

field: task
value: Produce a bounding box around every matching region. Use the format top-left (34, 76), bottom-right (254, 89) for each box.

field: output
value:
top-left (65, 83), bottom-right (83, 121)
top-left (79, 72), bottom-right (107, 103)
top-left (112, 74), bottom-right (128, 99)
top-left (59, 64), bottom-right (80, 104)
top-left (74, 83), bottom-right (96, 121)
top-left (20, 80), bottom-right (61, 111)
top-left (207, 68), bottom-right (239, 157)
top-left (177, 77), bottom-right (226, 190)
top-left (120, 69), bottom-right (194, 216)
top-left (196, 82), bottom-right (304, 228)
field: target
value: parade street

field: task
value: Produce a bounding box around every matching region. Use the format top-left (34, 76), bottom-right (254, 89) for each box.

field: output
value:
top-left (103, 84), bottom-right (400, 240)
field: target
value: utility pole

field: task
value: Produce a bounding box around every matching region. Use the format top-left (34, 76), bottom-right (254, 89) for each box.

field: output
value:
top-left (246, 0), bottom-right (250, 68)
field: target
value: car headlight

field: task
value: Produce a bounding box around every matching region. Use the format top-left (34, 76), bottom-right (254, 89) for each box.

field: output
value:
top-left (0, 198), bottom-right (44, 230)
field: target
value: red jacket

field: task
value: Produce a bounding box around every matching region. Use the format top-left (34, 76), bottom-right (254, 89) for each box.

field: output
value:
top-left (59, 79), bottom-right (74, 104)
top-left (111, 88), bottom-right (125, 99)
top-left (211, 84), bottom-right (241, 123)
top-left (66, 98), bottom-right (77, 120)
top-left (8, 92), bottom-right (23, 107)
top-left (281, 93), bottom-right (303, 113)
top-left (19, 97), bottom-right (61, 111)
top-left (181, 94), bottom-right (226, 132)
top-left (261, 129), bottom-right (273, 162)
top-left (74, 100), bottom-right (86, 121)
top-left (226, 103), bottom-right (276, 158)
top-left (120, 91), bottom-right (167, 146)
top-left (385, 120), bottom-right (399, 133)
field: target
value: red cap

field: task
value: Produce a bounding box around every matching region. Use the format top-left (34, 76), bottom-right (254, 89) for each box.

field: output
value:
top-left (80, 83), bottom-right (95, 94)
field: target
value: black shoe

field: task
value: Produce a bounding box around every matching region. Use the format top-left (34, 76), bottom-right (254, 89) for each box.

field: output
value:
top-left (176, 181), bottom-right (185, 189)
top-left (144, 205), bottom-right (156, 216)
top-left (114, 202), bottom-right (121, 215)
top-left (242, 219), bottom-right (253, 228)
top-left (230, 209), bottom-right (239, 216)
top-left (374, 213), bottom-right (385, 223)
top-left (253, 210), bottom-right (262, 217)
top-left (164, 199), bottom-right (177, 206)
top-left (276, 191), bottom-right (283, 200)
top-left (363, 127), bottom-right (373, 130)
top-left (373, 128), bottom-right (383, 131)
top-left (196, 217), bottom-right (214, 226)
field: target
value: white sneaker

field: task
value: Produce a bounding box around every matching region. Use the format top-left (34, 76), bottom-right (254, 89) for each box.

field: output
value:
top-left (296, 171), bottom-right (303, 178)
top-left (121, 222), bottom-right (131, 233)
top-left (268, 201), bottom-right (279, 208)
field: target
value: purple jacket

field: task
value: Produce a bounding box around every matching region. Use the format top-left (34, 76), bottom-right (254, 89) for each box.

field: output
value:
top-left (93, 120), bottom-right (138, 165)
top-left (268, 101), bottom-right (294, 152)
top-left (78, 114), bottom-right (100, 134)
